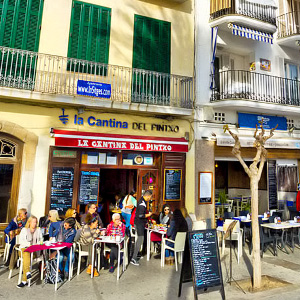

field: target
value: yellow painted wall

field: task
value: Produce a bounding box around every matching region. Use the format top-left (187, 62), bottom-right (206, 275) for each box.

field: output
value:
top-left (0, 102), bottom-right (194, 218)
top-left (39, 0), bottom-right (194, 77)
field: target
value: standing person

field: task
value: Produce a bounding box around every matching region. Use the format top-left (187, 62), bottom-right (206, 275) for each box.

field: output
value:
top-left (180, 207), bottom-right (193, 231)
top-left (17, 216), bottom-right (43, 288)
top-left (106, 213), bottom-right (126, 273)
top-left (4, 208), bottom-right (28, 267)
top-left (81, 203), bottom-right (103, 228)
top-left (78, 213), bottom-right (100, 277)
top-left (130, 190), bottom-right (153, 266)
top-left (121, 190), bottom-right (137, 228)
top-left (159, 204), bottom-right (172, 225)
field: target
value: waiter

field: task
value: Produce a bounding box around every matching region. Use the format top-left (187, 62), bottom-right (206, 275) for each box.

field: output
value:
top-left (130, 190), bottom-right (153, 266)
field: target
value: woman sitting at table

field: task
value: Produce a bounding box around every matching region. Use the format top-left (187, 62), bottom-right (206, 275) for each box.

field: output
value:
top-left (78, 213), bottom-right (101, 277)
top-left (65, 208), bottom-right (81, 230)
top-left (50, 217), bottom-right (76, 279)
top-left (159, 204), bottom-right (172, 225)
top-left (48, 210), bottom-right (62, 241)
top-left (165, 209), bottom-right (188, 264)
top-left (180, 207), bottom-right (193, 231)
top-left (17, 216), bottom-right (43, 288)
top-left (105, 213), bottom-right (126, 273)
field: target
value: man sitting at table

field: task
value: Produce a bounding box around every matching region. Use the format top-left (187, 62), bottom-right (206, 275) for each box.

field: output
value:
top-left (81, 203), bottom-right (103, 228)
top-left (17, 216), bottom-right (43, 288)
top-left (105, 213), bottom-right (126, 273)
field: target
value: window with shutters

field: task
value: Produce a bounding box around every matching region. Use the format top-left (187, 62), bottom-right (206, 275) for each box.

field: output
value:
top-left (132, 15), bottom-right (171, 105)
top-left (67, 1), bottom-right (111, 74)
top-left (0, 0), bottom-right (44, 89)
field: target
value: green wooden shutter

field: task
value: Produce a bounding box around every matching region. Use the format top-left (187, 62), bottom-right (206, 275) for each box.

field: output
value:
top-left (132, 15), bottom-right (171, 105)
top-left (67, 1), bottom-right (111, 74)
top-left (0, 0), bottom-right (43, 51)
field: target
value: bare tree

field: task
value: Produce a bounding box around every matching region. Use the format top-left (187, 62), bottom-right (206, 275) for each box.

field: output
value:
top-left (223, 121), bottom-right (277, 289)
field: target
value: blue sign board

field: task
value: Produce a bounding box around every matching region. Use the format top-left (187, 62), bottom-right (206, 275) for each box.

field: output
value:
top-left (238, 113), bottom-right (287, 130)
top-left (77, 80), bottom-right (111, 99)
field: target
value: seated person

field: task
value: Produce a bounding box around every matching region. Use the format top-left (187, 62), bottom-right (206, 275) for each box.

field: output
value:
top-left (48, 210), bottom-right (62, 240)
top-left (78, 213), bottom-right (100, 277)
top-left (159, 204), bottom-right (172, 225)
top-left (17, 216), bottom-right (43, 288)
top-left (165, 209), bottom-right (188, 264)
top-left (81, 203), bottom-right (103, 228)
top-left (180, 207), bottom-right (193, 231)
top-left (105, 213), bottom-right (126, 273)
top-left (65, 208), bottom-right (81, 230)
top-left (51, 217), bottom-right (76, 279)
top-left (4, 208), bottom-right (28, 267)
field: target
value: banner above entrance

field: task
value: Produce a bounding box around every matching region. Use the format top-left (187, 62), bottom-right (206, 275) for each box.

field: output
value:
top-left (53, 130), bottom-right (189, 153)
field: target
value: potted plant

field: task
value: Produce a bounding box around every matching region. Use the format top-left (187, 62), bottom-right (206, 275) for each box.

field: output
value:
top-left (216, 189), bottom-right (228, 226)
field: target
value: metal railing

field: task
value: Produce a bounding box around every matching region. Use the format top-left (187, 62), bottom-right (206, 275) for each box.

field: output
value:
top-left (210, 70), bottom-right (300, 106)
top-left (0, 46), bottom-right (194, 109)
top-left (277, 11), bottom-right (300, 38)
top-left (210, 0), bottom-right (277, 25)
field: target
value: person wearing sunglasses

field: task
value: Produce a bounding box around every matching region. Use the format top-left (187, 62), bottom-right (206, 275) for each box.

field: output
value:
top-left (159, 204), bottom-right (172, 226)
top-left (4, 208), bottom-right (28, 267)
top-left (65, 208), bottom-right (81, 230)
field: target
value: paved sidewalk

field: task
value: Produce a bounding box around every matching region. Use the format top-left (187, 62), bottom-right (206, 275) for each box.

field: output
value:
top-left (1, 243), bottom-right (300, 300)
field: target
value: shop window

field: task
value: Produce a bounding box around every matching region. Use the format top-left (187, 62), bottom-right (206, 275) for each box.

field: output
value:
top-left (67, 1), bottom-right (111, 74)
top-left (122, 153), bottom-right (153, 166)
top-left (0, 139), bottom-right (16, 158)
top-left (81, 151), bottom-right (117, 165)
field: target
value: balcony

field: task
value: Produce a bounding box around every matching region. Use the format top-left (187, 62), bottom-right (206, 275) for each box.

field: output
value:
top-left (277, 11), bottom-right (300, 48)
top-left (210, 70), bottom-right (300, 107)
top-left (0, 46), bottom-right (193, 111)
top-left (210, 0), bottom-right (277, 33)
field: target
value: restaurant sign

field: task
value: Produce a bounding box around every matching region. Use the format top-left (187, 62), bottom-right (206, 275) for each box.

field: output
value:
top-left (217, 136), bottom-right (300, 149)
top-left (238, 113), bottom-right (287, 130)
top-left (53, 129), bottom-right (188, 153)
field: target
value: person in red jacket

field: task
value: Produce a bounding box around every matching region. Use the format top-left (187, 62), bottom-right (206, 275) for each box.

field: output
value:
top-left (106, 213), bottom-right (126, 273)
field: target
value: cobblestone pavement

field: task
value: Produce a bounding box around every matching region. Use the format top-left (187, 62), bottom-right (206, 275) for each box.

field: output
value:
top-left (1, 243), bottom-right (300, 300)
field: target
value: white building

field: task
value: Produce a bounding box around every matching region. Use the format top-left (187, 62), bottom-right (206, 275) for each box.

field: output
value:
top-left (195, 0), bottom-right (300, 225)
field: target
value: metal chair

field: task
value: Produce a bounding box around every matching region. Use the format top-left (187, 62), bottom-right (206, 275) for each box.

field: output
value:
top-left (75, 242), bottom-right (89, 275)
top-left (3, 234), bottom-right (11, 263)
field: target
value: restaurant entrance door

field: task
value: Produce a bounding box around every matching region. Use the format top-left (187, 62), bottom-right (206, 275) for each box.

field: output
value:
top-left (137, 169), bottom-right (159, 213)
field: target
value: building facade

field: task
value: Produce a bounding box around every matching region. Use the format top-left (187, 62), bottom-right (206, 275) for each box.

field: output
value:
top-left (195, 0), bottom-right (300, 225)
top-left (0, 0), bottom-right (195, 241)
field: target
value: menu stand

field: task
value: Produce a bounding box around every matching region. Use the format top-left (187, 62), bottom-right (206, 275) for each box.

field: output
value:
top-left (224, 221), bottom-right (245, 294)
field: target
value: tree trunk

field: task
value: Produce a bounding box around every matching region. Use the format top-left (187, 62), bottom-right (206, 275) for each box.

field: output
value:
top-left (251, 176), bottom-right (261, 289)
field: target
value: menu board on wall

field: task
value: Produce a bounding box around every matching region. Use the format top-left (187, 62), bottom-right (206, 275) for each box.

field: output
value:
top-left (79, 171), bottom-right (100, 204)
top-left (178, 229), bottom-right (225, 299)
top-left (164, 169), bottom-right (182, 201)
top-left (50, 167), bottom-right (74, 213)
top-left (198, 172), bottom-right (213, 204)
top-left (268, 160), bottom-right (278, 209)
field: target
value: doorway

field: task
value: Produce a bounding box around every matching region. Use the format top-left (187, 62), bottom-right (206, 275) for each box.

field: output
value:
top-left (99, 169), bottom-right (137, 225)
top-left (0, 164), bottom-right (13, 223)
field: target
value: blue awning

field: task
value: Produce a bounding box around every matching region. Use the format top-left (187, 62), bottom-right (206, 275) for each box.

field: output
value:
top-left (228, 23), bottom-right (273, 44)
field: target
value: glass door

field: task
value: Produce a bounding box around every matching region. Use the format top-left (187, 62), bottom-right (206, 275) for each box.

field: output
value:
top-left (0, 164), bottom-right (14, 223)
top-left (137, 169), bottom-right (159, 213)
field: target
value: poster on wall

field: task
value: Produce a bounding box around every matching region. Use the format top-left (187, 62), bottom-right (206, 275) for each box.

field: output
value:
top-left (260, 58), bottom-right (271, 71)
top-left (164, 169), bottom-right (182, 201)
top-left (79, 171), bottom-right (100, 204)
top-left (198, 172), bottom-right (213, 204)
top-left (50, 167), bottom-right (74, 213)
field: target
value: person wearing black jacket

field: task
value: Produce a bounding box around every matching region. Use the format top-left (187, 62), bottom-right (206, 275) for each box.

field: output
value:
top-left (130, 190), bottom-right (153, 266)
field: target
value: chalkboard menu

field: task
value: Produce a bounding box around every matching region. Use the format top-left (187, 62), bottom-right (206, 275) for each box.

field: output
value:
top-left (79, 171), bottom-right (100, 204)
top-left (164, 169), bottom-right (182, 201)
top-left (179, 229), bottom-right (225, 300)
top-left (268, 160), bottom-right (278, 209)
top-left (50, 167), bottom-right (74, 213)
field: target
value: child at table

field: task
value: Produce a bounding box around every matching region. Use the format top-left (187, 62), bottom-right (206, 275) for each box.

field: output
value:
top-left (17, 216), bottom-right (43, 288)
top-left (105, 213), bottom-right (126, 273)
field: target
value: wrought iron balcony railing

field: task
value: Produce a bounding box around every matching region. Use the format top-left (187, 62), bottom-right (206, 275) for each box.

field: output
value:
top-left (0, 46), bottom-right (194, 109)
top-left (277, 11), bottom-right (300, 38)
top-left (210, 70), bottom-right (300, 106)
top-left (210, 0), bottom-right (277, 25)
